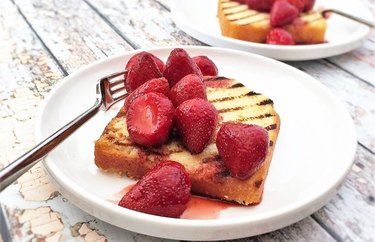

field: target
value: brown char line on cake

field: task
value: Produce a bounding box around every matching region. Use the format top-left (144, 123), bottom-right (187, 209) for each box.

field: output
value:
top-left (94, 76), bottom-right (280, 205)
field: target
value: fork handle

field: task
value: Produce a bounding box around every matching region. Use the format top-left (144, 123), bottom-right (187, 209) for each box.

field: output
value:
top-left (0, 99), bottom-right (102, 192)
top-left (322, 9), bottom-right (375, 28)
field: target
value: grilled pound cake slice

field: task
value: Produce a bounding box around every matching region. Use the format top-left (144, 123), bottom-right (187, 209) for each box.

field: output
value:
top-left (95, 76), bottom-right (280, 205)
top-left (218, 0), bottom-right (327, 44)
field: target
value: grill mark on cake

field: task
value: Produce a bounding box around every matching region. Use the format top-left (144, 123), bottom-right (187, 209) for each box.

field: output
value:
top-left (265, 124), bottom-right (277, 131)
top-left (217, 170), bottom-right (231, 177)
top-left (230, 82), bottom-right (244, 88)
top-left (210, 91), bottom-right (259, 103)
top-left (218, 106), bottom-right (245, 113)
top-left (269, 140), bottom-right (274, 147)
top-left (228, 11), bottom-right (258, 22)
top-left (254, 179), bottom-right (263, 188)
top-left (258, 99), bottom-right (273, 106)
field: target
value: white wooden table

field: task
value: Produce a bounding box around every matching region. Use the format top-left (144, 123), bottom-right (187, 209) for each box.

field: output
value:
top-left (0, 0), bottom-right (374, 241)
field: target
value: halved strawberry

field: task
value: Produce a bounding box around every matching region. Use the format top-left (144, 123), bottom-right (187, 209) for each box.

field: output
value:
top-left (126, 92), bottom-right (174, 147)
top-left (169, 74), bottom-right (207, 108)
top-left (119, 160), bottom-right (191, 218)
top-left (163, 48), bottom-right (203, 87)
top-left (216, 123), bottom-right (269, 180)
top-left (125, 52), bottom-right (162, 92)
top-left (124, 77), bottom-right (170, 113)
top-left (192, 56), bottom-right (218, 76)
top-left (175, 98), bottom-right (218, 154)
top-left (270, 0), bottom-right (299, 27)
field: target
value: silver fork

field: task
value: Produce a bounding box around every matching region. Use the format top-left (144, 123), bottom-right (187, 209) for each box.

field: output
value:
top-left (0, 70), bottom-right (128, 192)
top-left (321, 9), bottom-right (375, 28)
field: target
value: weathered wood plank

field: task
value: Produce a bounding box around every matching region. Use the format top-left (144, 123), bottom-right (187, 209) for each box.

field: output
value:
top-left (12, 0), bottom-right (133, 73)
top-left (85, 0), bottom-right (203, 48)
top-left (313, 145), bottom-right (375, 242)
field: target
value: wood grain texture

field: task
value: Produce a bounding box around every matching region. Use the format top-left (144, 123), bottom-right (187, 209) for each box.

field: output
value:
top-left (85, 0), bottom-right (203, 48)
top-left (12, 0), bottom-right (133, 73)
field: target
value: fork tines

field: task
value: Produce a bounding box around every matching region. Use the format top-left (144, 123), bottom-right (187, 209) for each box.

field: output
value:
top-left (99, 70), bottom-right (128, 110)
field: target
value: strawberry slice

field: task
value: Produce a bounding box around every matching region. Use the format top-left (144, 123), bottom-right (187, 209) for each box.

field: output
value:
top-left (123, 77), bottom-right (170, 113)
top-left (192, 56), bottom-right (218, 76)
top-left (266, 28), bottom-right (295, 45)
top-left (270, 0), bottom-right (299, 27)
top-left (119, 160), bottom-right (191, 218)
top-left (126, 92), bottom-right (174, 147)
top-left (169, 74), bottom-right (207, 108)
top-left (125, 52), bottom-right (162, 92)
top-left (163, 48), bottom-right (203, 87)
top-left (175, 98), bottom-right (218, 154)
top-left (216, 123), bottom-right (269, 180)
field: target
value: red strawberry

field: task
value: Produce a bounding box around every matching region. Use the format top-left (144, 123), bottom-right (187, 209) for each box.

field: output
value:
top-left (125, 52), bottom-right (162, 92)
top-left (169, 74), bottom-right (207, 108)
top-left (124, 77), bottom-right (170, 113)
top-left (126, 51), bottom-right (164, 73)
top-left (126, 92), bottom-right (174, 147)
top-left (118, 160), bottom-right (191, 218)
top-left (246, 0), bottom-right (275, 12)
top-left (175, 98), bottom-right (218, 154)
top-left (266, 28), bottom-right (295, 45)
top-left (216, 123), bottom-right (269, 180)
top-left (270, 0), bottom-right (299, 27)
top-left (163, 48), bottom-right (203, 87)
top-left (287, 0), bottom-right (305, 12)
top-left (192, 56), bottom-right (218, 76)
top-left (303, 0), bottom-right (315, 11)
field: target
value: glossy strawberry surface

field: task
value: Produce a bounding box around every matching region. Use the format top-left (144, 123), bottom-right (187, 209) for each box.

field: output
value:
top-left (246, 0), bottom-right (275, 12)
top-left (175, 98), bottom-right (218, 154)
top-left (124, 77), bottom-right (170, 113)
top-left (126, 51), bottom-right (164, 73)
top-left (192, 56), bottom-right (218, 76)
top-left (266, 28), bottom-right (295, 45)
top-left (303, 0), bottom-right (315, 11)
top-left (169, 74), bottom-right (207, 108)
top-left (126, 92), bottom-right (174, 147)
top-left (125, 52), bottom-right (162, 92)
top-left (118, 160), bottom-right (191, 218)
top-left (163, 48), bottom-right (203, 87)
top-left (216, 123), bottom-right (269, 180)
top-left (270, 0), bottom-right (299, 27)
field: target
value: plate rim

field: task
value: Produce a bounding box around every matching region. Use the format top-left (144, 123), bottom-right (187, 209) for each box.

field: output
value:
top-left (35, 46), bottom-right (357, 240)
top-left (170, 0), bottom-right (370, 61)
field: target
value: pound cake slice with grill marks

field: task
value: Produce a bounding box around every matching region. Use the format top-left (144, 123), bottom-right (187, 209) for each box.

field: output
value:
top-left (95, 76), bottom-right (280, 205)
top-left (218, 0), bottom-right (326, 44)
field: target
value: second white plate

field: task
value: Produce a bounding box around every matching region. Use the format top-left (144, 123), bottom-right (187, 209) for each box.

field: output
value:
top-left (171, 0), bottom-right (372, 60)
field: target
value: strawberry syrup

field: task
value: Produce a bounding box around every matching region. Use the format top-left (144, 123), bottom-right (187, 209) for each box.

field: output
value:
top-left (109, 185), bottom-right (235, 219)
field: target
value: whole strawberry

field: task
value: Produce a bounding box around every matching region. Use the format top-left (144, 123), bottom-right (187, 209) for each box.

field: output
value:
top-left (125, 52), bottom-right (162, 92)
top-left (124, 77), bottom-right (170, 113)
top-left (216, 123), bottom-right (269, 180)
top-left (118, 160), bottom-right (191, 218)
top-left (287, 0), bottom-right (305, 12)
top-left (270, 0), bottom-right (299, 27)
top-left (192, 56), bottom-right (218, 76)
top-left (170, 74), bottom-right (207, 107)
top-left (246, 0), bottom-right (275, 12)
top-left (125, 51), bottom-right (165, 73)
top-left (163, 48), bottom-right (203, 87)
top-left (266, 28), bottom-right (295, 45)
top-left (303, 0), bottom-right (315, 11)
top-left (126, 92), bottom-right (174, 147)
top-left (175, 98), bottom-right (218, 154)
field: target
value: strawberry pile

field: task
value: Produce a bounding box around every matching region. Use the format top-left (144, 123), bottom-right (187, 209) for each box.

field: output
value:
top-left (118, 48), bottom-right (269, 217)
top-left (235, 0), bottom-right (316, 45)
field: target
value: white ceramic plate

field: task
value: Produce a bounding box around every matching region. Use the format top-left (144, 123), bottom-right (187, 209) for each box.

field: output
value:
top-left (171, 0), bottom-right (373, 61)
top-left (36, 46), bottom-right (357, 241)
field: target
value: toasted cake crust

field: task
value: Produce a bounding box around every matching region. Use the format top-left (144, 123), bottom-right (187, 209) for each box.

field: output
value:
top-left (95, 76), bottom-right (280, 205)
top-left (218, 0), bottom-right (327, 44)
